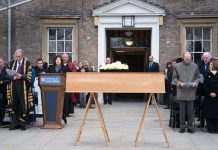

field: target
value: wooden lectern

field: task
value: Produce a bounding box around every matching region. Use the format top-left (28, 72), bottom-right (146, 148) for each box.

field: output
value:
top-left (39, 73), bottom-right (65, 129)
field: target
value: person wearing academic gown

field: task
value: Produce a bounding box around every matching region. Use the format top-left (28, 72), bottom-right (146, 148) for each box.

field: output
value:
top-left (62, 53), bottom-right (77, 114)
top-left (46, 55), bottom-right (70, 124)
top-left (7, 49), bottom-right (34, 130)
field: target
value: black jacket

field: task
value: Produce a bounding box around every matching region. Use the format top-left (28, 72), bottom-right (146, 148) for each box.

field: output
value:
top-left (0, 67), bottom-right (9, 94)
top-left (47, 65), bottom-right (70, 73)
top-left (145, 62), bottom-right (159, 72)
top-left (203, 71), bottom-right (218, 119)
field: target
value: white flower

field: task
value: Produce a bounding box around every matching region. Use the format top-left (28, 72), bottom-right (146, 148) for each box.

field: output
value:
top-left (99, 61), bottom-right (129, 70)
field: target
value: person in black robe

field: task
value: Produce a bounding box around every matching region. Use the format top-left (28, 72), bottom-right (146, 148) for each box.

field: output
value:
top-left (46, 55), bottom-right (70, 124)
top-left (0, 57), bottom-right (10, 126)
top-left (7, 49), bottom-right (34, 130)
top-left (203, 59), bottom-right (218, 133)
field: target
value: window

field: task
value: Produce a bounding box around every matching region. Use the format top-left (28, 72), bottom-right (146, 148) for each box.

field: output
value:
top-left (185, 27), bottom-right (212, 62)
top-left (48, 28), bottom-right (73, 65)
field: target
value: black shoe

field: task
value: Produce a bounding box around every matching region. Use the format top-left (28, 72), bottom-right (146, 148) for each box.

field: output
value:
top-left (62, 116), bottom-right (67, 124)
top-left (79, 105), bottom-right (85, 108)
top-left (187, 129), bottom-right (194, 133)
top-left (1, 121), bottom-right (10, 128)
top-left (20, 124), bottom-right (27, 131)
top-left (108, 103), bottom-right (112, 105)
top-left (179, 129), bottom-right (185, 133)
top-left (9, 124), bottom-right (18, 130)
top-left (208, 130), bottom-right (215, 133)
top-left (164, 107), bottom-right (170, 109)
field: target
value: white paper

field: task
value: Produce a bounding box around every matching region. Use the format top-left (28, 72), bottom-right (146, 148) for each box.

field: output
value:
top-left (199, 74), bottom-right (204, 84)
top-left (6, 69), bottom-right (17, 77)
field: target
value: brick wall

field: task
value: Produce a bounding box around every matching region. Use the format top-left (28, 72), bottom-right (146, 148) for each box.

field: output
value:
top-left (0, 12), bottom-right (8, 61)
top-left (0, 0), bottom-right (218, 69)
top-left (147, 0), bottom-right (218, 69)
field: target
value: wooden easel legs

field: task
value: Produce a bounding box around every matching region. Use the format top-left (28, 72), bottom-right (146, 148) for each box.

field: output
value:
top-left (74, 93), bottom-right (110, 145)
top-left (135, 93), bottom-right (170, 147)
top-left (74, 93), bottom-right (169, 147)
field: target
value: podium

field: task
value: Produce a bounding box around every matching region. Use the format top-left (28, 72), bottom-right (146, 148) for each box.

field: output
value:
top-left (39, 73), bottom-right (65, 129)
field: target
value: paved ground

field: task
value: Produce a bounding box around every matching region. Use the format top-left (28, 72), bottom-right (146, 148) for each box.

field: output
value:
top-left (0, 101), bottom-right (218, 150)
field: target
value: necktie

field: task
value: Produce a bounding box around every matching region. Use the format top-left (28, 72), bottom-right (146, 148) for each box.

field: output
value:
top-left (17, 61), bottom-right (21, 73)
top-left (149, 63), bottom-right (152, 69)
top-left (205, 64), bottom-right (207, 71)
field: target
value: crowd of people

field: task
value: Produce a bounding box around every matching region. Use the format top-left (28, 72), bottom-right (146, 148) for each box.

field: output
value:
top-left (164, 52), bottom-right (218, 134)
top-left (1, 49), bottom-right (218, 134)
top-left (0, 49), bottom-right (95, 130)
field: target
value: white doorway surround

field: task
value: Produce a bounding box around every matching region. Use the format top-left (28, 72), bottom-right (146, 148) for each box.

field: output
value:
top-left (92, 0), bottom-right (165, 103)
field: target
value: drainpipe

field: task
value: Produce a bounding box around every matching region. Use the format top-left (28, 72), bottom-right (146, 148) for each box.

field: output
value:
top-left (8, 0), bottom-right (11, 61)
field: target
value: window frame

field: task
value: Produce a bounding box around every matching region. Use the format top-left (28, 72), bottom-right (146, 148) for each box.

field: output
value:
top-left (47, 28), bottom-right (74, 65)
top-left (41, 18), bottom-right (79, 65)
top-left (185, 27), bottom-right (212, 62)
top-left (179, 18), bottom-right (217, 62)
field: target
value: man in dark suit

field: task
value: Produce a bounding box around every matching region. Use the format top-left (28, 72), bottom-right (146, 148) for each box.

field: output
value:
top-left (145, 55), bottom-right (160, 104)
top-left (145, 55), bottom-right (159, 72)
top-left (103, 57), bottom-right (113, 105)
top-left (196, 52), bottom-right (212, 128)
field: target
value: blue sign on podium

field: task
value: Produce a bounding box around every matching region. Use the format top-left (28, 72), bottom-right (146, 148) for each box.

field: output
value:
top-left (40, 75), bottom-right (62, 86)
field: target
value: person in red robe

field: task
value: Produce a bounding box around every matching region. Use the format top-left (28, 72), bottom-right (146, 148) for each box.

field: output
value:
top-left (62, 53), bottom-right (77, 114)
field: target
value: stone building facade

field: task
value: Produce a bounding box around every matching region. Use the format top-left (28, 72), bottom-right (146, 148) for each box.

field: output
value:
top-left (0, 0), bottom-right (218, 70)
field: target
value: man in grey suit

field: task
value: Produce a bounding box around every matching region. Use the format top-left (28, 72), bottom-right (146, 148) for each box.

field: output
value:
top-left (172, 52), bottom-right (200, 133)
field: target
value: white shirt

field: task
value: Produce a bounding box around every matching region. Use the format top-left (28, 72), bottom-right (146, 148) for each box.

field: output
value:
top-left (16, 60), bottom-right (22, 72)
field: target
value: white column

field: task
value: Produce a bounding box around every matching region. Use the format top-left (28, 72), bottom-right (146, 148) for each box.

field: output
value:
top-left (98, 25), bottom-right (106, 69)
top-left (151, 24), bottom-right (160, 63)
top-left (97, 25), bottom-right (106, 104)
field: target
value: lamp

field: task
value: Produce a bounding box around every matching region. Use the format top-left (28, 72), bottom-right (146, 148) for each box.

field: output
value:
top-left (124, 30), bottom-right (134, 46)
top-left (122, 16), bottom-right (135, 27)
top-left (125, 39), bottom-right (134, 46)
top-left (124, 31), bottom-right (133, 37)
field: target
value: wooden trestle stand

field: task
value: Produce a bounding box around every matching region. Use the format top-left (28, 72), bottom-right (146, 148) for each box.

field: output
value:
top-left (66, 72), bottom-right (169, 147)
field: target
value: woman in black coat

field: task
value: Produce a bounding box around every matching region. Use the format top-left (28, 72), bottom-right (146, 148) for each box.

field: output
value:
top-left (47, 55), bottom-right (70, 124)
top-left (203, 59), bottom-right (218, 133)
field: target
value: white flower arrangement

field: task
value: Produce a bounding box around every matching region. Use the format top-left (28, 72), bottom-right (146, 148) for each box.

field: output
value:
top-left (99, 61), bottom-right (129, 70)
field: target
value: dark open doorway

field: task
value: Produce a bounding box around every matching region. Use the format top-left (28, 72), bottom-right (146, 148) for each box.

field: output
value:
top-left (113, 52), bottom-right (145, 100)
top-left (113, 52), bottom-right (144, 72)
top-left (106, 30), bottom-right (151, 101)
